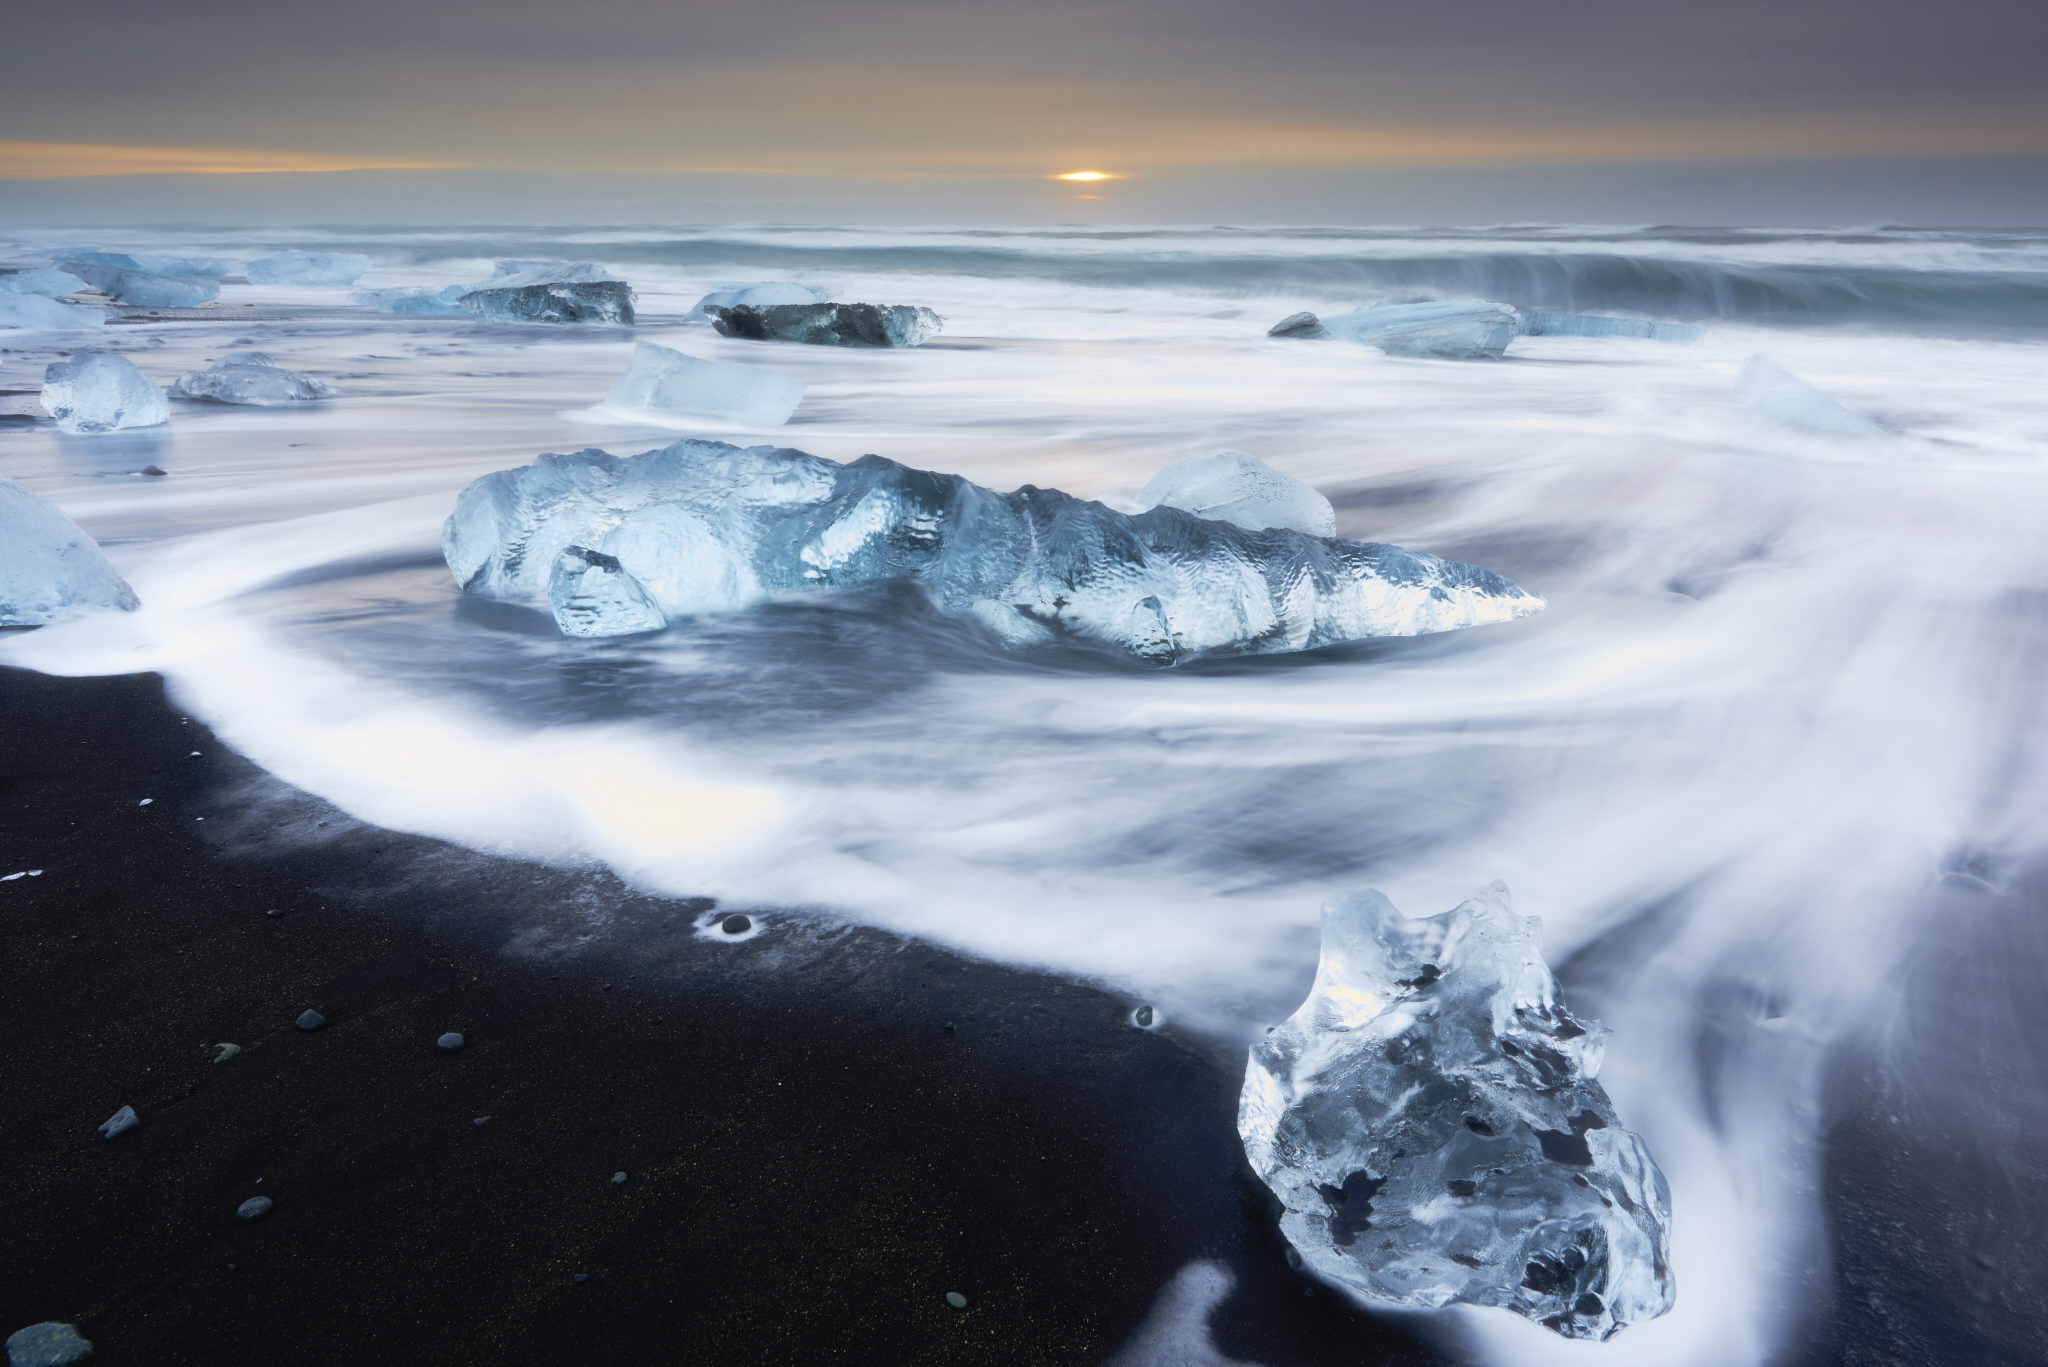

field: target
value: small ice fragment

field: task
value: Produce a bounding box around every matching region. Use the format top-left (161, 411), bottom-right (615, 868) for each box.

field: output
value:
top-left (612, 1171), bottom-right (627, 1184)
top-left (212, 1043), bottom-right (241, 1063)
top-left (706, 302), bottom-right (941, 347)
top-left (0, 473), bottom-right (141, 625)
top-left (1316, 300), bottom-right (1520, 359)
top-left (236, 1196), bottom-right (273, 1220)
top-left (246, 251), bottom-right (370, 286)
top-left (296, 1009), bottom-right (326, 1030)
top-left (58, 250), bottom-right (234, 279)
top-left (692, 281), bottom-right (827, 315)
top-left (98, 1105), bottom-right (139, 1139)
top-left (1517, 312), bottom-right (1704, 343)
top-left (1, 873), bottom-right (22, 881)
top-left (0, 293), bottom-right (105, 331)
top-left (1, 268), bottom-right (90, 299)
top-left (1137, 450), bottom-right (1336, 536)
top-left (169, 354), bottom-right (334, 405)
top-left (137, 799), bottom-right (152, 806)
top-left (945, 1292), bottom-right (968, 1309)
top-left (4, 1321), bottom-right (94, 1367)
top-left (350, 284), bottom-right (470, 316)
top-left (548, 545), bottom-right (668, 638)
top-left (1267, 310), bottom-right (1328, 338)
top-left (461, 263), bottom-right (633, 324)
top-left (436, 1032), bottom-right (465, 1051)
top-left (39, 352), bottom-right (169, 433)
top-left (1736, 356), bottom-right (1887, 437)
top-left (596, 340), bottom-right (805, 427)
top-left (56, 260), bottom-right (220, 308)
top-left (1238, 882), bottom-right (1674, 1339)
top-left (1132, 1005), bottom-right (1157, 1028)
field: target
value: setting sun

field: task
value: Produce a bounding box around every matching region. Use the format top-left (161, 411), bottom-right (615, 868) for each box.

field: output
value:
top-left (1054, 170), bottom-right (1116, 181)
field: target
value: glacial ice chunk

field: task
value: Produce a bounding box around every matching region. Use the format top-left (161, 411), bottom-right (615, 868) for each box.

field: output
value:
top-left (1138, 451), bottom-right (1336, 537)
top-left (707, 302), bottom-right (941, 347)
top-left (1, 268), bottom-right (89, 299)
top-left (58, 250), bottom-right (234, 279)
top-left (0, 294), bottom-right (104, 331)
top-left (40, 352), bottom-right (169, 433)
top-left (549, 544), bottom-right (670, 637)
top-left (0, 471), bottom-right (142, 625)
top-left (461, 262), bottom-right (634, 325)
top-left (1238, 883), bottom-right (1674, 1340)
top-left (479, 261), bottom-right (619, 288)
top-left (596, 341), bottom-right (805, 427)
top-left (1737, 356), bottom-right (1887, 437)
top-left (1318, 301), bottom-right (1520, 360)
top-left (169, 352), bottom-right (335, 405)
top-left (1517, 313), bottom-right (1704, 344)
top-left (246, 250), bottom-right (371, 285)
top-left (57, 261), bottom-right (220, 308)
top-left (351, 284), bottom-right (471, 316)
top-left (1267, 311), bottom-right (1328, 339)
top-left (692, 282), bottom-right (828, 315)
top-left (443, 440), bottom-right (1543, 660)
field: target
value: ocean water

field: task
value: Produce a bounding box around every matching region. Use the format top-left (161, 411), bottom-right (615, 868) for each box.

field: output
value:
top-left (5, 223), bottom-right (2047, 1364)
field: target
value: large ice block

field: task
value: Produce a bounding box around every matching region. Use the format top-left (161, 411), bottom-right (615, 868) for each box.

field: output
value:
top-left (443, 440), bottom-right (1543, 660)
top-left (1138, 450), bottom-right (1336, 536)
top-left (169, 352), bottom-right (335, 405)
top-left (692, 282), bottom-right (828, 315)
top-left (1737, 356), bottom-right (1886, 437)
top-left (1518, 313), bottom-right (1704, 343)
top-left (351, 284), bottom-right (471, 316)
top-left (1, 268), bottom-right (89, 299)
top-left (40, 352), bottom-right (169, 433)
top-left (461, 262), bottom-right (634, 325)
top-left (596, 341), bottom-right (805, 427)
top-left (1239, 883), bottom-right (1674, 1340)
top-left (0, 472), bottom-right (141, 625)
top-left (0, 294), bottom-right (104, 331)
top-left (1318, 301), bottom-right (1520, 359)
top-left (479, 261), bottom-right (619, 288)
top-left (706, 302), bottom-right (941, 347)
top-left (57, 250), bottom-right (234, 279)
top-left (56, 261), bottom-right (221, 308)
top-left (246, 251), bottom-right (371, 285)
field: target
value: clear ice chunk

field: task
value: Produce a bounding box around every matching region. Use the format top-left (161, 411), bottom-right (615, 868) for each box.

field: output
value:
top-left (1, 268), bottom-right (89, 299)
top-left (1238, 882), bottom-right (1675, 1340)
top-left (1517, 313), bottom-right (1704, 343)
top-left (169, 352), bottom-right (335, 405)
top-left (706, 302), bottom-right (941, 347)
top-left (461, 263), bottom-right (634, 324)
top-left (1138, 450), bottom-right (1336, 537)
top-left (57, 250), bottom-right (234, 279)
top-left (40, 352), bottom-right (169, 432)
top-left (1317, 301), bottom-right (1520, 360)
top-left (1737, 356), bottom-right (1886, 437)
top-left (351, 284), bottom-right (471, 316)
top-left (56, 261), bottom-right (220, 308)
top-left (596, 341), bottom-right (805, 427)
top-left (0, 293), bottom-right (104, 331)
top-left (0, 471), bottom-right (142, 624)
top-left (549, 544), bottom-right (670, 637)
top-left (477, 261), bottom-right (619, 288)
top-left (692, 282), bottom-right (828, 315)
top-left (443, 440), bottom-right (1543, 660)
top-left (246, 250), bottom-right (371, 285)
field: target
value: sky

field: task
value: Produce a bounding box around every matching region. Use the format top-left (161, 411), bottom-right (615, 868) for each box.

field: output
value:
top-left (4, 0), bottom-right (2045, 224)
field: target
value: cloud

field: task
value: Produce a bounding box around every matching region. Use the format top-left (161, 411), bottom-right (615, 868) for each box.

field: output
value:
top-left (0, 141), bottom-right (464, 180)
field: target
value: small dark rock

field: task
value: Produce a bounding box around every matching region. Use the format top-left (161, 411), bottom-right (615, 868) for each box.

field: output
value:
top-left (573, 1273), bottom-right (588, 1283)
top-left (295, 1010), bottom-right (325, 1031)
top-left (721, 914), bottom-right (751, 935)
top-left (1133, 1005), bottom-right (1155, 1027)
top-left (1268, 310), bottom-right (1328, 338)
top-left (437, 1032), bottom-right (465, 1051)
top-left (141, 464), bottom-right (168, 476)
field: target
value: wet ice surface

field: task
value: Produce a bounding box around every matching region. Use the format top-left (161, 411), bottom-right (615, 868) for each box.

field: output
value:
top-left (3, 223), bottom-right (2048, 1367)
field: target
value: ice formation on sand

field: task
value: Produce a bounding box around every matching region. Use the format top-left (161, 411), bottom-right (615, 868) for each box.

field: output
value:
top-left (0, 472), bottom-right (141, 625)
top-left (1, 268), bottom-right (89, 299)
top-left (1270, 302), bottom-right (1519, 359)
top-left (0, 294), bottom-right (103, 331)
top-left (1138, 451), bottom-right (1336, 537)
top-left (706, 302), bottom-right (941, 347)
top-left (170, 351), bottom-right (335, 405)
top-left (40, 352), bottom-right (168, 432)
top-left (351, 284), bottom-right (470, 316)
top-left (56, 261), bottom-right (220, 308)
top-left (596, 342), bottom-right (805, 426)
top-left (692, 282), bottom-right (827, 315)
top-left (246, 251), bottom-right (371, 286)
top-left (1517, 313), bottom-right (1704, 344)
top-left (461, 262), bottom-right (634, 325)
top-left (58, 250), bottom-right (233, 279)
top-left (1239, 882), bottom-right (1675, 1341)
top-left (1737, 356), bottom-right (1887, 437)
top-left (443, 440), bottom-right (1542, 657)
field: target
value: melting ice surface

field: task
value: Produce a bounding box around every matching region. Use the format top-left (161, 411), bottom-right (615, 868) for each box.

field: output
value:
top-left (4, 222), bottom-right (2048, 1367)
top-left (169, 352), bottom-right (335, 405)
top-left (1239, 883), bottom-right (1673, 1340)
top-left (0, 472), bottom-right (139, 625)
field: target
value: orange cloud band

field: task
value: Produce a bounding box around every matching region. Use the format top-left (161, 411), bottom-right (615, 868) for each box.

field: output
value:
top-left (0, 140), bottom-right (464, 180)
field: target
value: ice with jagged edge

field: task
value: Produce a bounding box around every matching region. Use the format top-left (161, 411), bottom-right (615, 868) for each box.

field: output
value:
top-left (169, 351), bottom-right (335, 405)
top-left (595, 342), bottom-right (805, 427)
top-left (56, 260), bottom-right (220, 308)
top-left (1737, 356), bottom-right (1886, 437)
top-left (2, 268), bottom-right (89, 299)
top-left (0, 472), bottom-right (141, 625)
top-left (707, 302), bottom-right (941, 347)
top-left (461, 261), bottom-right (634, 325)
top-left (1239, 882), bottom-right (1675, 1341)
top-left (352, 284), bottom-right (471, 316)
top-left (57, 250), bottom-right (233, 279)
top-left (41, 352), bottom-right (168, 433)
top-left (1270, 301), bottom-right (1519, 359)
top-left (0, 293), bottom-right (104, 331)
top-left (1518, 313), bottom-right (1704, 344)
top-left (1138, 450), bottom-right (1336, 537)
top-left (246, 251), bottom-right (371, 285)
top-left (692, 282), bottom-right (828, 315)
top-left (442, 439), bottom-right (1543, 660)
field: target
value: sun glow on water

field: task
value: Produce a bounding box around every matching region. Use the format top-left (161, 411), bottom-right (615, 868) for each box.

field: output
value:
top-left (1055, 170), bottom-right (1115, 181)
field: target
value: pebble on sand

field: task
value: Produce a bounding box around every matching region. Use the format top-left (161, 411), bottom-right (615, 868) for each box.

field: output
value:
top-left (5, 1321), bottom-right (94, 1367)
top-left (436, 1033), bottom-right (465, 1051)
top-left (97, 1106), bottom-right (138, 1139)
top-left (720, 914), bottom-right (752, 935)
top-left (573, 1273), bottom-right (588, 1283)
top-left (295, 1010), bottom-right (325, 1031)
top-left (945, 1292), bottom-right (968, 1309)
top-left (236, 1196), bottom-right (273, 1221)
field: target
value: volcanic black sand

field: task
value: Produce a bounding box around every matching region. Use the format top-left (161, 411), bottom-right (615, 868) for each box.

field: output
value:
top-left (5, 664), bottom-right (2042, 1367)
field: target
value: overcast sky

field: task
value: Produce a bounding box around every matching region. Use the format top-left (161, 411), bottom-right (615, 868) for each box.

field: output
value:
top-left (5, 0), bottom-right (2044, 223)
